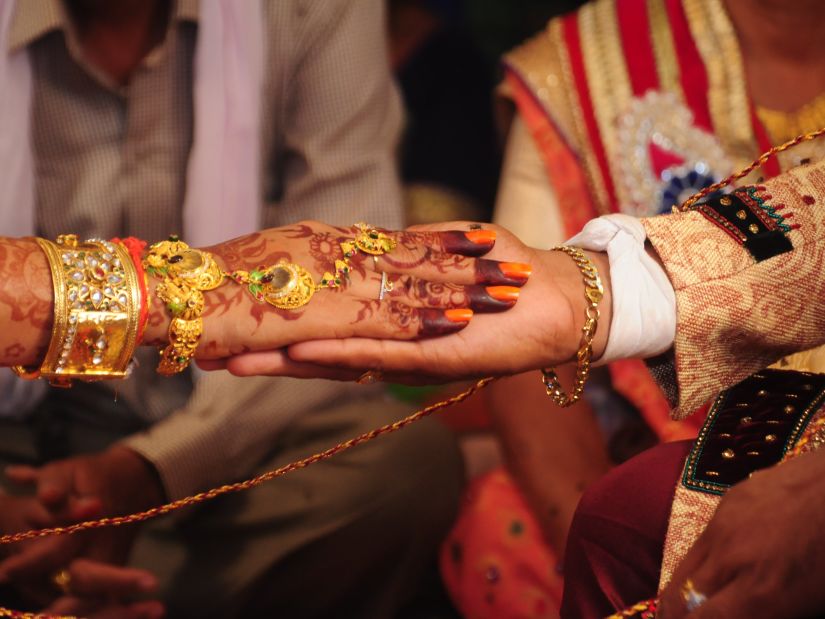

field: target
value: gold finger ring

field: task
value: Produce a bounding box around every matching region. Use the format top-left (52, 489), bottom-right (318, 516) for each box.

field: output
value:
top-left (378, 272), bottom-right (394, 301)
top-left (357, 370), bottom-right (384, 385)
top-left (681, 578), bottom-right (708, 611)
top-left (352, 223), bottom-right (397, 255)
top-left (52, 568), bottom-right (72, 596)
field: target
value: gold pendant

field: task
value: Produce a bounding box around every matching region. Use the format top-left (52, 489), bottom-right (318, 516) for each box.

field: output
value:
top-left (145, 237), bottom-right (225, 291)
top-left (259, 262), bottom-right (317, 310)
top-left (175, 249), bottom-right (224, 290)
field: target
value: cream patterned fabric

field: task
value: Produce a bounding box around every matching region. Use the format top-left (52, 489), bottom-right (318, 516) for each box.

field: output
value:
top-left (646, 160), bottom-right (825, 588)
top-left (643, 159), bottom-right (825, 419)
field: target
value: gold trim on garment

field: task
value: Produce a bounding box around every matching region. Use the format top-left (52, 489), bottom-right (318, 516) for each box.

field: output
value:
top-left (758, 92), bottom-right (825, 143)
top-left (506, 22), bottom-right (577, 147)
top-left (646, 0), bottom-right (682, 98)
top-left (578, 0), bottom-right (634, 207)
top-left (550, 19), bottom-right (612, 212)
top-left (683, 0), bottom-right (757, 168)
top-left (504, 19), bottom-right (612, 213)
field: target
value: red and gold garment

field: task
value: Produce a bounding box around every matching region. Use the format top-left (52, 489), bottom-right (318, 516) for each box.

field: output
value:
top-left (504, 0), bottom-right (825, 439)
top-left (441, 1), bottom-right (825, 616)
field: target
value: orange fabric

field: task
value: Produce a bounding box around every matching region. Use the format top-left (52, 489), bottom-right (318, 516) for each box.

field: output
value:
top-left (440, 469), bottom-right (564, 619)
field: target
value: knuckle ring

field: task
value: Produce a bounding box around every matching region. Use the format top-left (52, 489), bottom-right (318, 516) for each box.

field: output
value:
top-left (378, 272), bottom-right (394, 301)
top-left (357, 370), bottom-right (384, 385)
top-left (681, 578), bottom-right (708, 611)
top-left (52, 568), bottom-right (72, 596)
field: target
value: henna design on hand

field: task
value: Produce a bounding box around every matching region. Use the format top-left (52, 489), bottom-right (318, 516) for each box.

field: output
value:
top-left (4, 343), bottom-right (24, 359)
top-left (281, 223), bottom-right (315, 239)
top-left (354, 300), bottom-right (470, 337)
top-left (416, 280), bottom-right (467, 306)
top-left (395, 231), bottom-right (496, 257)
top-left (0, 239), bottom-right (53, 363)
top-left (305, 230), bottom-right (367, 279)
top-left (0, 240), bottom-right (52, 329)
top-left (212, 233), bottom-right (292, 272)
top-left (381, 247), bottom-right (474, 275)
top-left (308, 231), bottom-right (342, 273)
top-left (355, 299), bottom-right (416, 333)
top-left (391, 278), bottom-right (519, 313)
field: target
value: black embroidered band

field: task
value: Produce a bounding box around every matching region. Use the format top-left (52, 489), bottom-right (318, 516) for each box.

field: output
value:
top-left (696, 186), bottom-right (795, 262)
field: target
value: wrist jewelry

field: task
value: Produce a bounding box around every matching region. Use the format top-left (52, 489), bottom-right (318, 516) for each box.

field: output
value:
top-left (143, 235), bottom-right (223, 376)
top-left (13, 235), bottom-right (141, 386)
top-left (144, 224), bottom-right (397, 375)
top-left (115, 237), bottom-right (151, 343)
top-left (541, 246), bottom-right (603, 407)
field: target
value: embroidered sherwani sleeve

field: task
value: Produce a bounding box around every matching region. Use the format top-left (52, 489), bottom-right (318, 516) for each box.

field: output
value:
top-left (641, 160), bottom-right (825, 419)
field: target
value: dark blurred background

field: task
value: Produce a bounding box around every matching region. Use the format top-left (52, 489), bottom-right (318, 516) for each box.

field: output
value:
top-left (388, 0), bottom-right (586, 224)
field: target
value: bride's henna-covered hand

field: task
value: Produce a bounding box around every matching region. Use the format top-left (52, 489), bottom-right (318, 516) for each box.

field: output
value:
top-left (210, 222), bottom-right (612, 384)
top-left (0, 238), bottom-right (54, 366)
top-left (0, 224), bottom-right (524, 368)
top-left (138, 221), bottom-right (527, 360)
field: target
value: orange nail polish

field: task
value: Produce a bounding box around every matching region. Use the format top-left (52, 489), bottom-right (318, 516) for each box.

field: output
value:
top-left (486, 286), bottom-right (520, 302)
top-left (465, 230), bottom-right (497, 245)
top-left (445, 308), bottom-right (474, 323)
top-left (499, 263), bottom-right (532, 279)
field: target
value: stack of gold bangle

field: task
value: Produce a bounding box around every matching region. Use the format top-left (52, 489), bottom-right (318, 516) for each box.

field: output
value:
top-left (13, 235), bottom-right (141, 387)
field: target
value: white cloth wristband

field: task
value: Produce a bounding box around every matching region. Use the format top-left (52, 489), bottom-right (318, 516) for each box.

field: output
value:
top-left (566, 214), bottom-right (676, 364)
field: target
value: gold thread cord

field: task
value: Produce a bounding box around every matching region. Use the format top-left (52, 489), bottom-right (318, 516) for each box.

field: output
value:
top-left (677, 126), bottom-right (825, 212)
top-left (0, 378), bottom-right (495, 618)
top-left (0, 378), bottom-right (496, 546)
top-left (5, 128), bottom-right (825, 619)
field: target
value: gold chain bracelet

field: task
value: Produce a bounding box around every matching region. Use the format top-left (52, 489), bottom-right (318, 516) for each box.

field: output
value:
top-left (541, 246), bottom-right (604, 407)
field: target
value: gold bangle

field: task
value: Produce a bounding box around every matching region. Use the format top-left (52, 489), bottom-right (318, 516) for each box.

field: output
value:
top-left (541, 246), bottom-right (604, 407)
top-left (12, 238), bottom-right (65, 381)
top-left (14, 236), bottom-right (141, 386)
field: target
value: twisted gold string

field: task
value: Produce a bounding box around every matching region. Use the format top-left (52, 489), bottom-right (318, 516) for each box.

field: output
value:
top-left (605, 599), bottom-right (658, 618)
top-left (0, 377), bottom-right (496, 547)
top-left (0, 378), bottom-right (496, 619)
top-left (676, 126), bottom-right (825, 212)
top-left (5, 127), bottom-right (825, 619)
